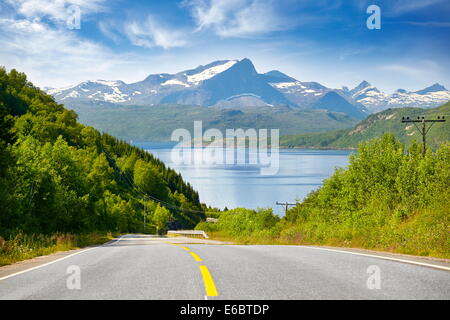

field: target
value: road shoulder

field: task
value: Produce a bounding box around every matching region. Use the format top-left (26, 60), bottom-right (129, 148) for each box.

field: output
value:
top-left (304, 245), bottom-right (450, 271)
top-left (0, 236), bottom-right (122, 280)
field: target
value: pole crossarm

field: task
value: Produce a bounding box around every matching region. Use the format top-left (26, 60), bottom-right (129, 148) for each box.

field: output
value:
top-left (401, 120), bottom-right (446, 123)
top-left (276, 201), bottom-right (297, 215)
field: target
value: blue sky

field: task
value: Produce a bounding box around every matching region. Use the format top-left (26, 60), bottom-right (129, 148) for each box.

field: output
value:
top-left (0, 0), bottom-right (449, 92)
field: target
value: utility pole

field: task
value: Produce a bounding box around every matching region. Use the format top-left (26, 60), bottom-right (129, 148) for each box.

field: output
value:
top-left (401, 116), bottom-right (446, 156)
top-left (276, 201), bottom-right (296, 215)
top-left (143, 195), bottom-right (147, 233)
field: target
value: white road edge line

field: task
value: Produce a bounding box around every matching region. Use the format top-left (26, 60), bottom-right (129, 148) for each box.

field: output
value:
top-left (0, 235), bottom-right (126, 282)
top-left (305, 246), bottom-right (450, 271)
top-left (112, 234), bottom-right (126, 245)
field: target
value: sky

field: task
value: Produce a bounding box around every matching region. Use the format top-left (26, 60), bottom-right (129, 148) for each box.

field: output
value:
top-left (0, 0), bottom-right (449, 92)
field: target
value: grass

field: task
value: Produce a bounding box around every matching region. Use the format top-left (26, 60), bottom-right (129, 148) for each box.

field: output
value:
top-left (202, 205), bottom-right (450, 259)
top-left (0, 232), bottom-right (118, 267)
top-left (205, 229), bottom-right (450, 259)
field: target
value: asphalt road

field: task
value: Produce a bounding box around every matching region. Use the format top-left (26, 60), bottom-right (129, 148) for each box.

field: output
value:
top-left (0, 234), bottom-right (449, 300)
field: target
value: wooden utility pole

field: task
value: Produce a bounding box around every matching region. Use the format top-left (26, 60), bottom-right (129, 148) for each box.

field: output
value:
top-left (401, 116), bottom-right (446, 156)
top-left (143, 195), bottom-right (147, 233)
top-left (276, 201), bottom-right (296, 215)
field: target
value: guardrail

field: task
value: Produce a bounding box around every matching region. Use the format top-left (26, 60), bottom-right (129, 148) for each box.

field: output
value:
top-left (167, 230), bottom-right (209, 239)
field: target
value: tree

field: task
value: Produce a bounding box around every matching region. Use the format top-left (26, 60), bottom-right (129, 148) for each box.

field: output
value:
top-left (133, 159), bottom-right (168, 200)
top-left (153, 204), bottom-right (171, 235)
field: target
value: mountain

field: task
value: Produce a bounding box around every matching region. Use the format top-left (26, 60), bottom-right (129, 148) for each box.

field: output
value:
top-left (269, 79), bottom-right (330, 107)
top-left (47, 59), bottom-right (292, 108)
top-left (72, 103), bottom-right (359, 142)
top-left (311, 91), bottom-right (367, 119)
top-left (159, 58), bottom-right (292, 106)
top-left (259, 70), bottom-right (297, 83)
top-left (415, 83), bottom-right (447, 95)
top-left (341, 81), bottom-right (450, 113)
top-left (280, 101), bottom-right (450, 149)
top-left (45, 58), bottom-right (450, 118)
top-left (44, 58), bottom-right (362, 117)
top-left (47, 60), bottom-right (241, 105)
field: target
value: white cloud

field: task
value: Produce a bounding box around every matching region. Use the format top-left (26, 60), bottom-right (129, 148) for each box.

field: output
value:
top-left (124, 16), bottom-right (188, 49)
top-left (98, 20), bottom-right (121, 44)
top-left (0, 0), bottom-right (189, 87)
top-left (0, 1), bottom-right (123, 88)
top-left (183, 0), bottom-right (292, 37)
top-left (5, 0), bottom-right (107, 22)
top-left (379, 61), bottom-right (438, 78)
top-left (386, 0), bottom-right (448, 15)
top-left (402, 21), bottom-right (450, 27)
top-left (0, 17), bottom-right (139, 87)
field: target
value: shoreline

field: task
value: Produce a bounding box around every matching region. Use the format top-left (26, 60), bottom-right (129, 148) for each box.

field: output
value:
top-left (133, 141), bottom-right (357, 151)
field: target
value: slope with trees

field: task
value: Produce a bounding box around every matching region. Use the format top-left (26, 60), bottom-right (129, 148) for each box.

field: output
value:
top-left (281, 102), bottom-right (450, 149)
top-left (0, 67), bottom-right (204, 240)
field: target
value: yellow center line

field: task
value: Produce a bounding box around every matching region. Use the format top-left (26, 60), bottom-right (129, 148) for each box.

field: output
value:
top-left (190, 252), bottom-right (202, 261)
top-left (199, 265), bottom-right (218, 297)
top-left (167, 242), bottom-right (219, 297)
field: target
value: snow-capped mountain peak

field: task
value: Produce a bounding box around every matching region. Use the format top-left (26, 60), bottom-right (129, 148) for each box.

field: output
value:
top-left (44, 59), bottom-right (450, 116)
top-left (346, 81), bottom-right (450, 113)
top-left (351, 80), bottom-right (371, 94)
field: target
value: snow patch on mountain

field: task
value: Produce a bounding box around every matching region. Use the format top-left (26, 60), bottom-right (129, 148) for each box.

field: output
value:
top-left (103, 86), bottom-right (128, 103)
top-left (187, 60), bottom-right (237, 84)
top-left (161, 79), bottom-right (190, 87)
top-left (271, 81), bottom-right (304, 89)
top-left (65, 90), bottom-right (79, 99)
top-left (92, 80), bottom-right (124, 86)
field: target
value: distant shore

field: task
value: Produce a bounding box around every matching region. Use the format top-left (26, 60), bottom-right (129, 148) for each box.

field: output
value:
top-left (133, 140), bottom-right (357, 151)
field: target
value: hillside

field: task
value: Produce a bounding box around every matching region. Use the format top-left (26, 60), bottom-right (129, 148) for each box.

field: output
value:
top-left (198, 134), bottom-right (450, 258)
top-left (281, 101), bottom-right (450, 149)
top-left (70, 103), bottom-right (359, 142)
top-left (0, 67), bottom-right (205, 237)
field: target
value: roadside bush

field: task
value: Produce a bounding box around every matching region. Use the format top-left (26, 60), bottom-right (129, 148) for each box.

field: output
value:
top-left (196, 135), bottom-right (450, 258)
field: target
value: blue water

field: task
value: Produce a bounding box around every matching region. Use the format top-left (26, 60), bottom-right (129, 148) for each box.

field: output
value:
top-left (134, 142), bottom-right (353, 215)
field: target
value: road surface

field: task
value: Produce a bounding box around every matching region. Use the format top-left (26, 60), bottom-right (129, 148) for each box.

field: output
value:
top-left (0, 234), bottom-right (449, 299)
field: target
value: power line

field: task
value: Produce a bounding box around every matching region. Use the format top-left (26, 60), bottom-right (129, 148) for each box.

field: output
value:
top-left (98, 142), bottom-right (213, 215)
top-left (99, 143), bottom-right (153, 231)
top-left (401, 116), bottom-right (446, 156)
top-left (276, 201), bottom-right (297, 215)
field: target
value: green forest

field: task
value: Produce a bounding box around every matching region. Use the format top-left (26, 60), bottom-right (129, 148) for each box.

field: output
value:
top-left (197, 134), bottom-right (450, 258)
top-left (0, 68), bottom-right (205, 264)
top-left (70, 102), bottom-right (358, 142)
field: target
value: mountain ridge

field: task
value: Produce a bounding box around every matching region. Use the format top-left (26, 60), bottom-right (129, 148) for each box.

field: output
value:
top-left (72, 103), bottom-right (359, 142)
top-left (45, 58), bottom-right (450, 117)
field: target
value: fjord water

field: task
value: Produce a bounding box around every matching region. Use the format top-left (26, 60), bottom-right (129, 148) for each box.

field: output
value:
top-left (135, 142), bottom-right (353, 215)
